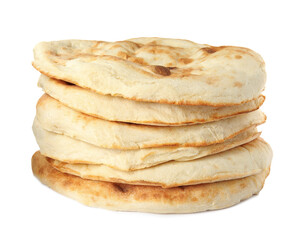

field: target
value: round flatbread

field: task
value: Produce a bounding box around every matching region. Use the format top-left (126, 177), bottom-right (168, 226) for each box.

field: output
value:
top-left (32, 151), bottom-right (270, 213)
top-left (48, 138), bottom-right (272, 188)
top-left (33, 38), bottom-right (266, 106)
top-left (33, 119), bottom-right (260, 171)
top-left (35, 94), bottom-right (266, 149)
top-left (38, 75), bottom-right (265, 126)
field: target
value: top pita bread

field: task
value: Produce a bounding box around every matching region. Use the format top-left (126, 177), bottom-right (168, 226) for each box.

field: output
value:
top-left (33, 37), bottom-right (266, 106)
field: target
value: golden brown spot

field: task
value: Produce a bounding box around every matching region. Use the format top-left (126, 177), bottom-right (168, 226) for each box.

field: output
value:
top-left (234, 81), bottom-right (243, 88)
top-left (205, 76), bottom-right (219, 85)
top-left (92, 41), bottom-right (103, 48)
top-left (137, 45), bottom-right (179, 59)
top-left (148, 48), bottom-right (171, 55)
top-left (116, 51), bottom-right (129, 59)
top-left (152, 65), bottom-right (171, 76)
top-left (179, 58), bottom-right (194, 64)
top-left (202, 47), bottom-right (217, 54)
top-left (48, 51), bottom-right (60, 57)
top-left (112, 183), bottom-right (128, 193)
top-left (235, 55), bottom-right (242, 59)
top-left (38, 167), bottom-right (44, 176)
top-left (153, 193), bottom-right (161, 199)
top-left (202, 46), bottom-right (226, 55)
top-left (148, 41), bottom-right (157, 45)
top-left (129, 57), bottom-right (147, 65)
top-left (140, 193), bottom-right (148, 200)
top-left (165, 63), bottom-right (175, 67)
top-left (201, 192), bottom-right (207, 198)
top-left (63, 179), bottom-right (73, 187)
top-left (110, 44), bottom-right (122, 49)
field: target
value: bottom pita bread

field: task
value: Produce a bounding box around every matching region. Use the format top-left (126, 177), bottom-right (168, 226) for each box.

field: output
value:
top-left (32, 151), bottom-right (270, 214)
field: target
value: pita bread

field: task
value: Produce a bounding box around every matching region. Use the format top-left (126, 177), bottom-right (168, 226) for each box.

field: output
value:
top-left (33, 120), bottom-right (260, 171)
top-left (38, 75), bottom-right (265, 126)
top-left (48, 138), bottom-right (272, 188)
top-left (35, 94), bottom-right (266, 149)
top-left (33, 38), bottom-right (266, 106)
top-left (32, 151), bottom-right (270, 213)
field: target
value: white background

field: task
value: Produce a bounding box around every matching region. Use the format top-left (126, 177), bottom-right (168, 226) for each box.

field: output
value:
top-left (1, 0), bottom-right (305, 239)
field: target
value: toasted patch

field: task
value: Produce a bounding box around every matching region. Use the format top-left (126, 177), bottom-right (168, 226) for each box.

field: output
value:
top-left (32, 151), bottom-right (270, 213)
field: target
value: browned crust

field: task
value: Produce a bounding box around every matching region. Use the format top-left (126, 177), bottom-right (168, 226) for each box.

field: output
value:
top-left (33, 63), bottom-right (261, 107)
top-left (40, 77), bottom-right (265, 125)
top-left (32, 151), bottom-right (270, 208)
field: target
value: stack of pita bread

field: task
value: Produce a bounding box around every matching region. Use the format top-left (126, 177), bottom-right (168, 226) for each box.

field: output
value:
top-left (32, 38), bottom-right (272, 213)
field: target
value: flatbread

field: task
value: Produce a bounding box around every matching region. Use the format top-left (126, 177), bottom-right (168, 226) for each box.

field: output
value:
top-left (33, 120), bottom-right (260, 171)
top-left (48, 138), bottom-right (272, 188)
top-left (32, 151), bottom-right (270, 213)
top-left (38, 75), bottom-right (265, 126)
top-left (33, 38), bottom-right (266, 106)
top-left (35, 94), bottom-right (266, 149)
